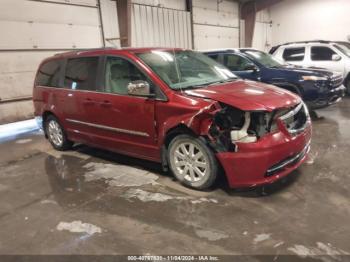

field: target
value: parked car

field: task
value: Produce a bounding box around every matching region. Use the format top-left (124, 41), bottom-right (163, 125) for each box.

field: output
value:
top-left (203, 48), bottom-right (345, 109)
top-left (33, 48), bottom-right (311, 190)
top-left (269, 40), bottom-right (350, 93)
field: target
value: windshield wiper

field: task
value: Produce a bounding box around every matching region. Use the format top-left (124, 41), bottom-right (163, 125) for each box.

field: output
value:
top-left (174, 78), bottom-right (238, 90)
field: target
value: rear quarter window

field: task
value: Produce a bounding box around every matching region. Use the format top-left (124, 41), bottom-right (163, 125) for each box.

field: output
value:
top-left (283, 47), bottom-right (305, 61)
top-left (35, 60), bottom-right (62, 87)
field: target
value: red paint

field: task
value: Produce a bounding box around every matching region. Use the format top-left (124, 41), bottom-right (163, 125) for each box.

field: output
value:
top-left (33, 48), bottom-right (312, 188)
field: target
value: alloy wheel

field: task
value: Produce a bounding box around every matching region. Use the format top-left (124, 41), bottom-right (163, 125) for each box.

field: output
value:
top-left (173, 142), bottom-right (208, 183)
top-left (47, 120), bottom-right (63, 147)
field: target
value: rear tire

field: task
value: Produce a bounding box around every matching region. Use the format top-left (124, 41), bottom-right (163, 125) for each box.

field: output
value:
top-left (167, 134), bottom-right (218, 190)
top-left (45, 115), bottom-right (73, 151)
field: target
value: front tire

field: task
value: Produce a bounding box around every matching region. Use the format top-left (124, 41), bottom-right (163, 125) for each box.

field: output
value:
top-left (45, 115), bottom-right (73, 151)
top-left (168, 134), bottom-right (218, 190)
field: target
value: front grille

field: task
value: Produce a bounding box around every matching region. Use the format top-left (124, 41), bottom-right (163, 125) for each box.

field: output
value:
top-left (266, 143), bottom-right (310, 177)
top-left (330, 74), bottom-right (344, 88)
top-left (279, 103), bottom-right (308, 135)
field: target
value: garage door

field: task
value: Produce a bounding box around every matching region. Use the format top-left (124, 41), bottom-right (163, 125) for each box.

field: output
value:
top-left (131, 2), bottom-right (192, 49)
top-left (0, 0), bottom-right (105, 124)
top-left (192, 0), bottom-right (239, 50)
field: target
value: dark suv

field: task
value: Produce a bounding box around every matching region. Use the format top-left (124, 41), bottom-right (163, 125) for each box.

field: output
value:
top-left (203, 48), bottom-right (345, 109)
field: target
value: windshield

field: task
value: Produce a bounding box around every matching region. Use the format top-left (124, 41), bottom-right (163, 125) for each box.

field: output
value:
top-left (334, 44), bottom-right (350, 58)
top-left (137, 50), bottom-right (237, 90)
top-left (336, 42), bottom-right (350, 49)
top-left (243, 50), bottom-right (285, 68)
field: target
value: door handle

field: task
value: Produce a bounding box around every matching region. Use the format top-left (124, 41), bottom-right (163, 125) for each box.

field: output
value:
top-left (99, 100), bottom-right (112, 107)
top-left (82, 98), bottom-right (95, 105)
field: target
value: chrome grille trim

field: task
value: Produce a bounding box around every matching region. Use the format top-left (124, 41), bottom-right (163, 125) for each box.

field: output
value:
top-left (279, 103), bottom-right (303, 121)
top-left (279, 103), bottom-right (309, 135)
top-left (266, 143), bottom-right (311, 177)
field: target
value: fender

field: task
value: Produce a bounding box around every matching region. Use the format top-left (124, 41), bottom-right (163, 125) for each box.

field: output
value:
top-left (158, 100), bottom-right (221, 146)
top-left (270, 81), bottom-right (303, 96)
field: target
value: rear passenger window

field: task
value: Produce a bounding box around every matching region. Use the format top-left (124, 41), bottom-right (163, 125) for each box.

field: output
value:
top-left (64, 57), bottom-right (99, 91)
top-left (35, 60), bottom-right (62, 87)
top-left (311, 46), bottom-right (337, 61)
top-left (283, 47), bottom-right (305, 61)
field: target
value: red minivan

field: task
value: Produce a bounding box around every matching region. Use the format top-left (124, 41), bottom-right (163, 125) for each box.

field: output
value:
top-left (33, 48), bottom-right (312, 190)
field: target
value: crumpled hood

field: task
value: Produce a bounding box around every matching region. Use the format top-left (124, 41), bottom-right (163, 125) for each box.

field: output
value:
top-left (185, 80), bottom-right (301, 112)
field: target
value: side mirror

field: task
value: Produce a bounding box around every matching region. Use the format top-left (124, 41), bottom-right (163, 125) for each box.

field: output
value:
top-left (332, 54), bottom-right (341, 61)
top-left (127, 80), bottom-right (155, 98)
top-left (244, 64), bottom-right (259, 72)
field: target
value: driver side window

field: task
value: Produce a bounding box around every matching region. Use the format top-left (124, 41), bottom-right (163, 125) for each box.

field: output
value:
top-left (224, 54), bottom-right (253, 71)
top-left (105, 56), bottom-right (149, 95)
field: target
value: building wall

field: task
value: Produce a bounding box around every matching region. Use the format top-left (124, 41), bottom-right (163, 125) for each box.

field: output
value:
top-left (130, 0), bottom-right (240, 50)
top-left (0, 0), bottom-right (119, 124)
top-left (252, 10), bottom-right (272, 52)
top-left (192, 0), bottom-right (239, 50)
top-left (269, 0), bottom-right (350, 46)
top-left (130, 0), bottom-right (191, 48)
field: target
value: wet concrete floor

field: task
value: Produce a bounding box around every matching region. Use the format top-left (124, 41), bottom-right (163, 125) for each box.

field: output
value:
top-left (0, 98), bottom-right (350, 260)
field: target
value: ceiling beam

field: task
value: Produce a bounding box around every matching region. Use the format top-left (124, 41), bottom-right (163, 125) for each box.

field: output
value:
top-left (241, 0), bottom-right (282, 19)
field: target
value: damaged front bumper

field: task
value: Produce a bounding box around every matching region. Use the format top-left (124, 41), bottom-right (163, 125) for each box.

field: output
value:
top-left (308, 85), bottom-right (346, 109)
top-left (215, 116), bottom-right (312, 188)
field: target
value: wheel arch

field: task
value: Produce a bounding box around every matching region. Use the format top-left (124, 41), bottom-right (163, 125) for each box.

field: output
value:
top-left (42, 111), bottom-right (59, 137)
top-left (272, 82), bottom-right (303, 96)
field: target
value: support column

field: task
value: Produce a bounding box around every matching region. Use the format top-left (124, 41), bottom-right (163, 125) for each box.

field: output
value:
top-left (116, 0), bottom-right (132, 47)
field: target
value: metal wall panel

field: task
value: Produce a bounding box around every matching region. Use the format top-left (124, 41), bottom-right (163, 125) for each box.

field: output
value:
top-left (131, 3), bottom-right (191, 48)
top-left (193, 24), bottom-right (239, 50)
top-left (30, 0), bottom-right (98, 6)
top-left (0, 51), bottom-right (58, 99)
top-left (132, 0), bottom-right (186, 11)
top-left (0, 0), bottom-right (119, 124)
top-left (252, 10), bottom-right (272, 52)
top-left (99, 0), bottom-right (121, 47)
top-left (192, 0), bottom-right (239, 50)
top-left (0, 0), bottom-right (102, 49)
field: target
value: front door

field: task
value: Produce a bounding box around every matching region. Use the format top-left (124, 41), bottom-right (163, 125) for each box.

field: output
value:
top-left (86, 56), bottom-right (158, 161)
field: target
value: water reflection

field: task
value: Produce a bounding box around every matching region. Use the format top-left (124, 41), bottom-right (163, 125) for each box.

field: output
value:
top-left (45, 154), bottom-right (108, 207)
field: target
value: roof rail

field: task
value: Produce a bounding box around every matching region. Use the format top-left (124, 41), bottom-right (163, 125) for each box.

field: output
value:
top-left (280, 40), bottom-right (332, 46)
top-left (54, 47), bottom-right (118, 56)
